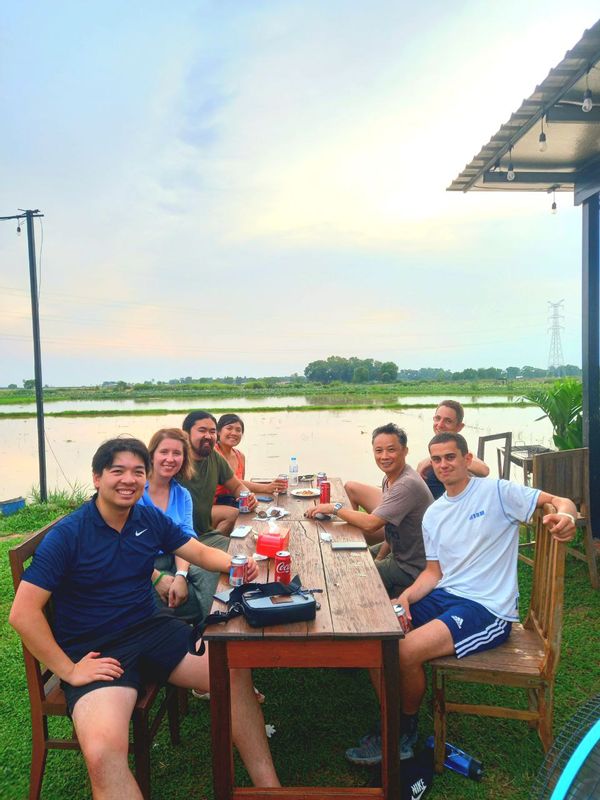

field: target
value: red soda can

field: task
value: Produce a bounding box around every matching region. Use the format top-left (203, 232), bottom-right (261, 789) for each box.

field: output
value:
top-left (320, 481), bottom-right (331, 503)
top-left (277, 474), bottom-right (288, 494)
top-left (238, 490), bottom-right (251, 513)
top-left (393, 603), bottom-right (412, 634)
top-left (229, 555), bottom-right (248, 587)
top-left (316, 472), bottom-right (327, 486)
top-left (274, 550), bottom-right (292, 584)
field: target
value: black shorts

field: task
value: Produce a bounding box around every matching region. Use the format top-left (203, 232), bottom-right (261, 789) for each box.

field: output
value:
top-left (60, 612), bottom-right (191, 714)
top-left (215, 494), bottom-right (238, 508)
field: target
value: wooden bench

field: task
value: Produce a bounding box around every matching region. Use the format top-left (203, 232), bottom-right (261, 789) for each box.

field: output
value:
top-left (9, 518), bottom-right (181, 800)
top-left (430, 504), bottom-right (566, 773)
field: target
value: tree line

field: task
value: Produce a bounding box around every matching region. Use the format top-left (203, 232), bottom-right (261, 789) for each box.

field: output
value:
top-left (302, 356), bottom-right (581, 384)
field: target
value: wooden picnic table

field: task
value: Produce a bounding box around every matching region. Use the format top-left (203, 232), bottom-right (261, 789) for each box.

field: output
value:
top-left (205, 478), bottom-right (404, 800)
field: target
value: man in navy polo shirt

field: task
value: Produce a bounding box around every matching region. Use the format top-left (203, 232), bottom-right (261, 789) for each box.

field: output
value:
top-left (9, 437), bottom-right (280, 797)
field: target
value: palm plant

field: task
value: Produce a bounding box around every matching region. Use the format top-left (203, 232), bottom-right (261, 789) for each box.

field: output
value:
top-left (520, 378), bottom-right (582, 450)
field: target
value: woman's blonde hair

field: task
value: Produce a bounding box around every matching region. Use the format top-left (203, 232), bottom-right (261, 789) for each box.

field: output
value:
top-left (147, 428), bottom-right (194, 481)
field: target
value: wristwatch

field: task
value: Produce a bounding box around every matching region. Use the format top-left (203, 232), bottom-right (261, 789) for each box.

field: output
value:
top-left (333, 502), bottom-right (343, 514)
top-left (175, 570), bottom-right (188, 580)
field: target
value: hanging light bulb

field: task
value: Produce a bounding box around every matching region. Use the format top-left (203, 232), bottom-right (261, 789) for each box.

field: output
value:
top-left (538, 118), bottom-right (547, 152)
top-left (551, 190), bottom-right (557, 214)
top-left (507, 146), bottom-right (516, 181)
top-left (16, 223), bottom-right (21, 236)
top-left (582, 88), bottom-right (593, 113)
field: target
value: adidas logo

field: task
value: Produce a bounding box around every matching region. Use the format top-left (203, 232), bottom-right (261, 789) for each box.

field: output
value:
top-left (451, 615), bottom-right (464, 629)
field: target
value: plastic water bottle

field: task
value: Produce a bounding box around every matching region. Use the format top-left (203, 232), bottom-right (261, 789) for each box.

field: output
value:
top-left (425, 736), bottom-right (483, 781)
top-left (289, 456), bottom-right (299, 487)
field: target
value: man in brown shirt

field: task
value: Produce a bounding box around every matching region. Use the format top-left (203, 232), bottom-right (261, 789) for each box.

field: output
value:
top-left (307, 423), bottom-right (433, 597)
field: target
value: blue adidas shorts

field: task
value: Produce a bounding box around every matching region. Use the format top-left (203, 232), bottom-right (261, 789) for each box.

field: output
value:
top-left (410, 588), bottom-right (512, 659)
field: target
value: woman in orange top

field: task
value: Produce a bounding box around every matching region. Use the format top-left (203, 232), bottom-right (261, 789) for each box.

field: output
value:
top-left (212, 413), bottom-right (286, 511)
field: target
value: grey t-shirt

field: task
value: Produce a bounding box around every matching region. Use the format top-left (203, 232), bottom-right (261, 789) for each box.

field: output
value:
top-left (372, 464), bottom-right (433, 579)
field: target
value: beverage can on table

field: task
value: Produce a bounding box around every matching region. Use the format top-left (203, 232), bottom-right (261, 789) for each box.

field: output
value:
top-left (316, 472), bottom-right (327, 486)
top-left (277, 474), bottom-right (288, 494)
top-left (319, 481), bottom-right (331, 503)
top-left (229, 555), bottom-right (249, 586)
top-left (238, 490), bottom-right (251, 513)
top-left (274, 550), bottom-right (292, 584)
top-left (393, 603), bottom-right (412, 634)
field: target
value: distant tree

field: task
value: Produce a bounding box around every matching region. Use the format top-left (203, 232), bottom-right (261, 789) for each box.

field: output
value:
top-left (352, 366), bottom-right (369, 383)
top-left (506, 366), bottom-right (520, 380)
top-left (8, 383), bottom-right (17, 389)
top-left (23, 379), bottom-right (35, 390)
top-left (380, 361), bottom-right (398, 382)
top-left (521, 365), bottom-right (548, 379)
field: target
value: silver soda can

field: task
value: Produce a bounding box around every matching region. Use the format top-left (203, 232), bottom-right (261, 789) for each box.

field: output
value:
top-left (238, 490), bottom-right (251, 513)
top-left (393, 603), bottom-right (412, 634)
top-left (229, 555), bottom-right (248, 586)
top-left (316, 472), bottom-right (327, 486)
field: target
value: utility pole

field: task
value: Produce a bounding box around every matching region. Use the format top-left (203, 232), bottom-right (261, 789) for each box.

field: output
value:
top-left (0, 209), bottom-right (47, 501)
top-left (547, 299), bottom-right (565, 375)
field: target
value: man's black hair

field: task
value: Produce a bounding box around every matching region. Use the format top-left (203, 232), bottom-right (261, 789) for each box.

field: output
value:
top-left (371, 423), bottom-right (408, 447)
top-left (91, 437), bottom-right (150, 475)
top-left (182, 410), bottom-right (217, 433)
top-left (428, 432), bottom-right (469, 455)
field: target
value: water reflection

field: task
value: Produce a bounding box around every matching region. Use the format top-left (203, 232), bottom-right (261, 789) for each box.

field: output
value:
top-left (0, 405), bottom-right (553, 499)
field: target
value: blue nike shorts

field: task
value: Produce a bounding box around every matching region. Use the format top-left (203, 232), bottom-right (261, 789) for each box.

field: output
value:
top-left (410, 588), bottom-right (512, 659)
top-left (60, 611), bottom-right (191, 713)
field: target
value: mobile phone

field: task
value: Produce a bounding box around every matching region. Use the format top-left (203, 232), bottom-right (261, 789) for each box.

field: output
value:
top-left (230, 525), bottom-right (253, 538)
top-left (331, 541), bottom-right (368, 550)
top-left (213, 588), bottom-right (233, 603)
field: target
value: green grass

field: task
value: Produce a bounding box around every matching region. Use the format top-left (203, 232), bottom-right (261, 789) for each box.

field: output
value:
top-left (1, 530), bottom-right (598, 799)
top-left (0, 488), bottom-right (89, 536)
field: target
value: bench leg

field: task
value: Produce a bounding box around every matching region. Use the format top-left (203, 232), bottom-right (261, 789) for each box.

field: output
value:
top-left (537, 684), bottom-right (554, 752)
top-left (432, 668), bottom-right (446, 774)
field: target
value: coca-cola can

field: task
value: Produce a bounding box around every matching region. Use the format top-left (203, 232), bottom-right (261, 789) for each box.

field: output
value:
top-left (277, 474), bottom-right (288, 494)
top-left (393, 603), bottom-right (412, 634)
top-left (274, 550), bottom-right (292, 584)
top-left (316, 472), bottom-right (327, 486)
top-left (229, 555), bottom-right (248, 587)
top-left (319, 481), bottom-right (331, 503)
top-left (238, 490), bottom-right (251, 513)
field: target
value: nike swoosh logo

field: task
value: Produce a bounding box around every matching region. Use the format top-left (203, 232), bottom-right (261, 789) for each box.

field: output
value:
top-left (413, 790), bottom-right (426, 800)
top-left (135, 529), bottom-right (148, 536)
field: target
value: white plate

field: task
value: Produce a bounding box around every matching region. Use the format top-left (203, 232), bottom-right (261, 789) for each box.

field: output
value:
top-left (290, 488), bottom-right (321, 498)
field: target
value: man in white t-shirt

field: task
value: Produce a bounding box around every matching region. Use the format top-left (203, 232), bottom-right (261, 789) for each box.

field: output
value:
top-left (346, 431), bottom-right (577, 766)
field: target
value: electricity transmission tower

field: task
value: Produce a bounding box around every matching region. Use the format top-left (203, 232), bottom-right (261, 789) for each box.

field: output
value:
top-left (547, 299), bottom-right (565, 375)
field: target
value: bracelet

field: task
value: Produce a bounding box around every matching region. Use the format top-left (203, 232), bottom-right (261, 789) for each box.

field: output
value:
top-left (152, 571), bottom-right (167, 587)
top-left (555, 511), bottom-right (576, 525)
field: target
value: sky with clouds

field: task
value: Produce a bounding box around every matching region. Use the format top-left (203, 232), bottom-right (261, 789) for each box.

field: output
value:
top-left (1, 0), bottom-right (598, 386)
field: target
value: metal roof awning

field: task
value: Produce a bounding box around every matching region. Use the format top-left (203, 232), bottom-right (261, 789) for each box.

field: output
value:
top-left (449, 19), bottom-right (600, 202)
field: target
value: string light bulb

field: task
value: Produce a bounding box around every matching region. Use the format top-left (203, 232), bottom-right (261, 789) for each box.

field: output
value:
top-left (507, 146), bottom-right (516, 182)
top-left (538, 118), bottom-right (547, 152)
top-left (582, 70), bottom-right (593, 112)
top-left (16, 222), bottom-right (21, 236)
top-left (551, 190), bottom-right (557, 215)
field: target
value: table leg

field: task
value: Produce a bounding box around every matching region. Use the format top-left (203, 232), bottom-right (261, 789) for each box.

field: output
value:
top-left (380, 640), bottom-right (401, 800)
top-left (208, 642), bottom-right (234, 800)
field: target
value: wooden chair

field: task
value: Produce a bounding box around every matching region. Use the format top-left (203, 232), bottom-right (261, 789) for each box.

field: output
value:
top-left (430, 504), bottom-right (566, 773)
top-left (529, 447), bottom-right (598, 589)
top-left (9, 519), bottom-right (181, 800)
top-left (477, 432), bottom-right (512, 480)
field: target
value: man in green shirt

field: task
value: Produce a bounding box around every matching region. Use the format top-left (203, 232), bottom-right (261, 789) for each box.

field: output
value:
top-left (177, 410), bottom-right (259, 620)
top-left (180, 410), bottom-right (258, 538)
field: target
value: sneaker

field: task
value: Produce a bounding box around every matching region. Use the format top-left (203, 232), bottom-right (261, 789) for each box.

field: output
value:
top-left (345, 730), bottom-right (419, 765)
